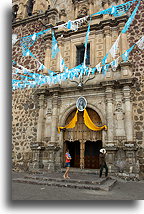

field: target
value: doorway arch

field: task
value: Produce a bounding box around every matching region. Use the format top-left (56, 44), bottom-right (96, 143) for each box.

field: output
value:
top-left (63, 107), bottom-right (103, 169)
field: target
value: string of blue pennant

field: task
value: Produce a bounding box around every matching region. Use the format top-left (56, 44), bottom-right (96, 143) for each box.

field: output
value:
top-left (12, 0), bottom-right (143, 90)
top-left (99, 0), bottom-right (141, 69)
top-left (17, 0), bottom-right (138, 56)
top-left (12, 35), bottom-right (143, 90)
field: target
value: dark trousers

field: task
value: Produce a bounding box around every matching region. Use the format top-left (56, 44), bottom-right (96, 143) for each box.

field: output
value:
top-left (99, 163), bottom-right (108, 177)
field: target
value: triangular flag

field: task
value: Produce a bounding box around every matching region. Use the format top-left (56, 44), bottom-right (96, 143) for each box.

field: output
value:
top-left (96, 62), bottom-right (102, 73)
top-left (109, 35), bottom-right (121, 58)
top-left (136, 36), bottom-right (144, 50)
top-left (38, 63), bottom-right (45, 71)
top-left (101, 53), bottom-right (109, 65)
top-left (110, 57), bottom-right (119, 71)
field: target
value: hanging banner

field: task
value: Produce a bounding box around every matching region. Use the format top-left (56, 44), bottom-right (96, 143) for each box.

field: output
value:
top-left (58, 110), bottom-right (78, 133)
top-left (121, 44), bottom-right (135, 62)
top-left (83, 109), bottom-right (107, 131)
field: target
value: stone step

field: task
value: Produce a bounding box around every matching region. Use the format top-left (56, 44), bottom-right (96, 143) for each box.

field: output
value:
top-left (60, 168), bottom-right (99, 174)
top-left (23, 175), bottom-right (107, 185)
top-left (12, 176), bottom-right (117, 191)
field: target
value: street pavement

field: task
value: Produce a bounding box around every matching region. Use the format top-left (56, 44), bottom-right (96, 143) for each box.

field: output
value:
top-left (12, 171), bottom-right (144, 200)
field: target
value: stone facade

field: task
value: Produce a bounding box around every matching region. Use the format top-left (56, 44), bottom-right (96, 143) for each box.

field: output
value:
top-left (12, 0), bottom-right (144, 179)
top-left (123, 0), bottom-right (144, 179)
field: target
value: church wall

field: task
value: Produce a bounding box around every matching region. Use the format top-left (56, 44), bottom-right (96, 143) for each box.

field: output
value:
top-left (124, 0), bottom-right (144, 178)
top-left (12, 0), bottom-right (144, 178)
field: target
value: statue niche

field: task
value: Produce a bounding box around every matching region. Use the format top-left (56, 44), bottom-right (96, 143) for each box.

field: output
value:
top-left (26, 0), bottom-right (34, 16)
top-left (78, 5), bottom-right (88, 17)
top-left (12, 4), bottom-right (19, 22)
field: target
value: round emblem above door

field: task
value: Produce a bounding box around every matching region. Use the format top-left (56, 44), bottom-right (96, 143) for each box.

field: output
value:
top-left (76, 96), bottom-right (87, 111)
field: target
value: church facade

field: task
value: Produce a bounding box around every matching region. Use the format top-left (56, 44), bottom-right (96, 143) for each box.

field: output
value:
top-left (12, 0), bottom-right (144, 179)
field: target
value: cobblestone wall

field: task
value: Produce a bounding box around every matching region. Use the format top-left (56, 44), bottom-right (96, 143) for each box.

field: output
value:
top-left (12, 20), bottom-right (46, 71)
top-left (124, 0), bottom-right (144, 177)
top-left (12, 88), bottom-right (40, 171)
top-left (12, 20), bottom-right (46, 171)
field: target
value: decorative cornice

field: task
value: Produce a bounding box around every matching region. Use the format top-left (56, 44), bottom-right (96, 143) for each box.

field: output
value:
top-left (12, 8), bottom-right (58, 28)
top-left (43, 15), bottom-right (128, 41)
top-left (36, 76), bottom-right (137, 97)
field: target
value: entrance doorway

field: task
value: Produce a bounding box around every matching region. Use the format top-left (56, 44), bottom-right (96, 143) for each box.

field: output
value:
top-left (84, 140), bottom-right (102, 169)
top-left (64, 141), bottom-right (80, 168)
top-left (63, 108), bottom-right (103, 169)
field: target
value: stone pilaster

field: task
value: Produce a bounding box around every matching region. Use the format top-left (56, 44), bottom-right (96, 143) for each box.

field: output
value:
top-left (123, 85), bottom-right (133, 142)
top-left (104, 26), bottom-right (112, 63)
top-left (57, 38), bottom-right (65, 71)
top-left (51, 92), bottom-right (59, 143)
top-left (119, 23), bottom-right (129, 55)
top-left (105, 86), bottom-right (114, 142)
top-left (114, 92), bottom-right (126, 137)
top-left (102, 0), bottom-right (110, 19)
top-left (37, 94), bottom-right (45, 142)
top-left (89, 0), bottom-right (94, 14)
top-left (44, 41), bottom-right (51, 74)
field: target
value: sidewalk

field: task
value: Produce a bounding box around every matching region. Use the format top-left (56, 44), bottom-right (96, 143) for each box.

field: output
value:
top-left (12, 170), bottom-right (144, 200)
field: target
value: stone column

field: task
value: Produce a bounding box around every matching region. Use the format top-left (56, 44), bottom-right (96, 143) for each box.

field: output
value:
top-left (44, 41), bottom-right (51, 74)
top-left (73, 2), bottom-right (78, 18)
top-left (105, 86), bottom-right (114, 142)
top-left (16, 2), bottom-right (25, 20)
top-left (57, 38), bottom-right (64, 72)
top-left (37, 94), bottom-right (45, 142)
top-left (59, 9), bottom-right (66, 22)
top-left (95, 30), bottom-right (103, 65)
top-left (119, 24), bottom-right (129, 55)
top-left (102, 0), bottom-right (109, 19)
top-left (123, 85), bottom-right (133, 142)
top-left (104, 26), bottom-right (111, 63)
top-left (51, 92), bottom-right (59, 143)
top-left (89, 0), bottom-right (94, 14)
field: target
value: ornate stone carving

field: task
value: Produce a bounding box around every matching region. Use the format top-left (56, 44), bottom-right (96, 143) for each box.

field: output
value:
top-left (115, 101), bottom-right (123, 113)
top-left (46, 108), bottom-right (52, 116)
top-left (78, 5), bottom-right (88, 17)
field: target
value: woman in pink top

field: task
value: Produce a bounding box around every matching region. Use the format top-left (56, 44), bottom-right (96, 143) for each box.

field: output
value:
top-left (63, 149), bottom-right (72, 179)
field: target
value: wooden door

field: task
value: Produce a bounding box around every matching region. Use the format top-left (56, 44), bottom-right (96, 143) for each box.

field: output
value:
top-left (84, 140), bottom-right (102, 169)
top-left (63, 108), bottom-right (102, 168)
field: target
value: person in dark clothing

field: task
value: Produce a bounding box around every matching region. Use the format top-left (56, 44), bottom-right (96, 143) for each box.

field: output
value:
top-left (99, 148), bottom-right (108, 178)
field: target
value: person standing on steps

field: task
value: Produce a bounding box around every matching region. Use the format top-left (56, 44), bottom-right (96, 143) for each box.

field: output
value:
top-left (63, 149), bottom-right (72, 179)
top-left (99, 148), bottom-right (108, 178)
